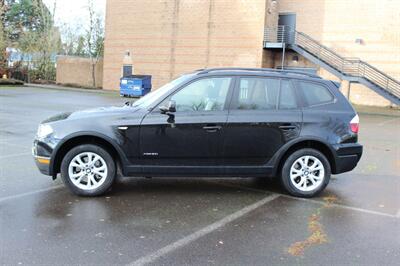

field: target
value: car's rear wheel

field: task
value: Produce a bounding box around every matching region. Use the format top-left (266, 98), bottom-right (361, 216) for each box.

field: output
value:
top-left (60, 144), bottom-right (116, 196)
top-left (281, 148), bottom-right (330, 198)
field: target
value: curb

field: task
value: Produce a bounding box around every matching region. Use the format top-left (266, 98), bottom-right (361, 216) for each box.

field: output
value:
top-left (354, 105), bottom-right (400, 117)
top-left (26, 83), bottom-right (119, 96)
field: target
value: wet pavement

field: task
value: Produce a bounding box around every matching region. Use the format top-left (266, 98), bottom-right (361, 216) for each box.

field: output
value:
top-left (0, 86), bottom-right (399, 265)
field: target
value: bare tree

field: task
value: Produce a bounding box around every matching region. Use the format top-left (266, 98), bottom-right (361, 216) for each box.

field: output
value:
top-left (60, 22), bottom-right (82, 56)
top-left (86, 0), bottom-right (104, 88)
top-left (0, 0), bottom-right (8, 69)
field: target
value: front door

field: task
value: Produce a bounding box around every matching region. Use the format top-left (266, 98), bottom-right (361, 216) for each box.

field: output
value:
top-left (278, 13), bottom-right (296, 29)
top-left (221, 76), bottom-right (302, 174)
top-left (278, 13), bottom-right (296, 44)
top-left (139, 76), bottom-right (234, 176)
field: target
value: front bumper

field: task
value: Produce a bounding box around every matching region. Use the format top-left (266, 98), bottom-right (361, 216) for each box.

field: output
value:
top-left (332, 143), bottom-right (363, 174)
top-left (33, 155), bottom-right (51, 175)
top-left (32, 139), bottom-right (54, 176)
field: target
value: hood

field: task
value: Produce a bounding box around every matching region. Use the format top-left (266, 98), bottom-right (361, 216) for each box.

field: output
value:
top-left (42, 105), bottom-right (137, 123)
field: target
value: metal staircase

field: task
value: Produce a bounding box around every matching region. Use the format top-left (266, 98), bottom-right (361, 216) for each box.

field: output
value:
top-left (264, 26), bottom-right (400, 105)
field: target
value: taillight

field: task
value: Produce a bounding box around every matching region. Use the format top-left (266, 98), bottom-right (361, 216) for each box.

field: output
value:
top-left (350, 114), bottom-right (359, 133)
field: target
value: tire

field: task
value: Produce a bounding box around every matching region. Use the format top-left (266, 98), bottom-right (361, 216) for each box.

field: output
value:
top-left (280, 148), bottom-right (331, 198)
top-left (60, 144), bottom-right (116, 196)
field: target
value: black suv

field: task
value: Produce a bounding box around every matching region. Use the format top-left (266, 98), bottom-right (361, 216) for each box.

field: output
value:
top-left (33, 68), bottom-right (362, 197)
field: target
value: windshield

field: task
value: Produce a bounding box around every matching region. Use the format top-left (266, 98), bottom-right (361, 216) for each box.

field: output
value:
top-left (131, 74), bottom-right (194, 109)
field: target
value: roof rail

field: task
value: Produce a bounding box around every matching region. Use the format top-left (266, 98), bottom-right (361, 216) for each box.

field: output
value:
top-left (196, 67), bottom-right (321, 79)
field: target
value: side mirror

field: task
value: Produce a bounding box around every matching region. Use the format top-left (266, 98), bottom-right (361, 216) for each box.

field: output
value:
top-left (168, 100), bottom-right (176, 112)
top-left (160, 100), bottom-right (176, 114)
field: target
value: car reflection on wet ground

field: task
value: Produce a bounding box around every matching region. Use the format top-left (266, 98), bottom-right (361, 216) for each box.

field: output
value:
top-left (1, 86), bottom-right (399, 265)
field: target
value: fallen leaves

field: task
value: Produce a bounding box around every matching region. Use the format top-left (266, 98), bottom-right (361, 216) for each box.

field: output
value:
top-left (287, 212), bottom-right (328, 256)
top-left (395, 159), bottom-right (400, 170)
top-left (287, 195), bottom-right (338, 256)
top-left (363, 163), bottom-right (377, 173)
top-left (322, 195), bottom-right (339, 207)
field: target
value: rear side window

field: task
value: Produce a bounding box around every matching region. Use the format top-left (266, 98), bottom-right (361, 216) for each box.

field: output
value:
top-left (298, 81), bottom-right (334, 106)
top-left (236, 78), bottom-right (280, 110)
top-left (279, 80), bottom-right (297, 109)
top-left (234, 77), bottom-right (298, 110)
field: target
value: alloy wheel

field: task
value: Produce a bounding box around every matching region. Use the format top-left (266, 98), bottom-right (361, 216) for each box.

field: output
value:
top-left (289, 155), bottom-right (325, 192)
top-left (68, 152), bottom-right (108, 190)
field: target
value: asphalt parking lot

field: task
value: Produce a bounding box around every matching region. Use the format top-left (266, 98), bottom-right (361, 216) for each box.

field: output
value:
top-left (1, 86), bottom-right (399, 265)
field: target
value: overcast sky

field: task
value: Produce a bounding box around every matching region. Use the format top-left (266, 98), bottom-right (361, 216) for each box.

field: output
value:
top-left (43, 0), bottom-right (106, 30)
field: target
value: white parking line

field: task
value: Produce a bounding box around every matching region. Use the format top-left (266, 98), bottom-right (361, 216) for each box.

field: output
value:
top-left (128, 194), bottom-right (280, 266)
top-left (0, 185), bottom-right (64, 204)
top-left (212, 182), bottom-right (399, 219)
top-left (0, 152), bottom-right (31, 159)
top-left (295, 197), bottom-right (398, 218)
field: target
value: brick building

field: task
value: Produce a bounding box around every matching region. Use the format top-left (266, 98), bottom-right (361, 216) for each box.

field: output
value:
top-left (103, 0), bottom-right (400, 107)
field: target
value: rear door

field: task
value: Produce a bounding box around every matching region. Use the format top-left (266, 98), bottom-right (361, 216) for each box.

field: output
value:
top-left (221, 76), bottom-right (302, 171)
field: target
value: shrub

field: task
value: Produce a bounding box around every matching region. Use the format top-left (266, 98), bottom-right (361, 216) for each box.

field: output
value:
top-left (0, 78), bottom-right (24, 85)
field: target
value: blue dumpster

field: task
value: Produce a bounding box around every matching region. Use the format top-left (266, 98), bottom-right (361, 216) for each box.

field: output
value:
top-left (120, 75), bottom-right (152, 97)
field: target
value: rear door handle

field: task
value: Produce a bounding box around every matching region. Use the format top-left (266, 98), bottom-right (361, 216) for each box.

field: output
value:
top-left (203, 125), bottom-right (222, 132)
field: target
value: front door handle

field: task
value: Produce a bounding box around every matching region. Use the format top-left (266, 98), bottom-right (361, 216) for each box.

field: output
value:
top-left (203, 125), bottom-right (222, 132)
top-left (279, 125), bottom-right (297, 131)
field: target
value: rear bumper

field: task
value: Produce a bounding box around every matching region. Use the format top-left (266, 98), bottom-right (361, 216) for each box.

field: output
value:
top-left (332, 143), bottom-right (363, 174)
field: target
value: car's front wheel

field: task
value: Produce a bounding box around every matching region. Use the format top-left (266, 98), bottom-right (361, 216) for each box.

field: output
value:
top-left (281, 148), bottom-right (331, 198)
top-left (60, 144), bottom-right (116, 196)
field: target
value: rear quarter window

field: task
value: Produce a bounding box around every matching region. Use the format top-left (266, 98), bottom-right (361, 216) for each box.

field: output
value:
top-left (298, 81), bottom-right (334, 106)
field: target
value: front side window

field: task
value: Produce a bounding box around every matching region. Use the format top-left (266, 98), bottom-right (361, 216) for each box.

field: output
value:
top-left (298, 81), bottom-right (334, 106)
top-left (236, 77), bottom-right (280, 110)
top-left (170, 77), bottom-right (232, 112)
top-left (132, 74), bottom-right (194, 109)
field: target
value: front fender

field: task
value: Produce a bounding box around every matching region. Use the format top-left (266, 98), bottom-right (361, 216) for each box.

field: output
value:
top-left (49, 131), bottom-right (129, 176)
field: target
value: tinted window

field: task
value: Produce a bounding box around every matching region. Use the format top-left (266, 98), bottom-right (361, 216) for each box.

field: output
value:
top-left (279, 80), bottom-right (297, 109)
top-left (170, 77), bottom-right (231, 112)
top-left (236, 78), bottom-right (279, 110)
top-left (298, 81), bottom-right (334, 106)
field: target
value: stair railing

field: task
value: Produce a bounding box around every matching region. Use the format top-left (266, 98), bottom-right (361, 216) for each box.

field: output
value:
top-left (264, 26), bottom-right (400, 99)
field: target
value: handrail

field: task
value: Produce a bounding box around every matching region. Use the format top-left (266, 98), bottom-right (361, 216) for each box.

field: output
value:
top-left (264, 26), bottom-right (400, 99)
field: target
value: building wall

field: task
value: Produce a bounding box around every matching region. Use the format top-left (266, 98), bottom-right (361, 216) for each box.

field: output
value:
top-left (103, 0), bottom-right (268, 90)
top-left (279, 0), bottom-right (400, 106)
top-left (56, 56), bottom-right (103, 88)
top-left (103, 0), bottom-right (399, 106)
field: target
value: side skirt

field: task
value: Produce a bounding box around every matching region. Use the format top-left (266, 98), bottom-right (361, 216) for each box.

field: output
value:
top-left (123, 165), bottom-right (275, 178)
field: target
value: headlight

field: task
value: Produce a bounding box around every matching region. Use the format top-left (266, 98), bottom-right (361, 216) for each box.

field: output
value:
top-left (37, 124), bottom-right (54, 138)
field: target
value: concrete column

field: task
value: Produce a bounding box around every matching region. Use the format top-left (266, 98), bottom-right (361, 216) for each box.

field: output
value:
top-left (264, 0), bottom-right (279, 28)
top-left (262, 0), bottom-right (280, 68)
top-left (339, 80), bottom-right (351, 100)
